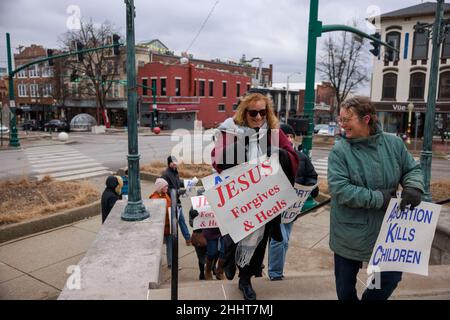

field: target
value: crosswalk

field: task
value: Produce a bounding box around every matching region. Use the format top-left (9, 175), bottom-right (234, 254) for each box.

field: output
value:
top-left (311, 157), bottom-right (328, 180)
top-left (25, 145), bottom-right (112, 181)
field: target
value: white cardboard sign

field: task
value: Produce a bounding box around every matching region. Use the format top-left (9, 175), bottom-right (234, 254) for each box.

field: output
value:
top-left (203, 154), bottom-right (298, 243)
top-left (368, 199), bottom-right (441, 276)
top-left (191, 195), bottom-right (218, 229)
top-left (281, 183), bottom-right (318, 223)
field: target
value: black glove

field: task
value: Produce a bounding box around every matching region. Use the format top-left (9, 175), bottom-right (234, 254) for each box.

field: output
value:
top-left (400, 187), bottom-right (423, 211)
top-left (310, 186), bottom-right (319, 198)
top-left (380, 188), bottom-right (397, 211)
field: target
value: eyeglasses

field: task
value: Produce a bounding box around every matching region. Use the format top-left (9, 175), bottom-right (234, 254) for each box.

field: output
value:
top-left (247, 109), bottom-right (267, 117)
top-left (337, 116), bottom-right (355, 124)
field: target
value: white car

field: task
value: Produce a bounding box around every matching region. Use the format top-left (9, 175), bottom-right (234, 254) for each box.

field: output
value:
top-left (0, 125), bottom-right (9, 135)
top-left (317, 124), bottom-right (332, 136)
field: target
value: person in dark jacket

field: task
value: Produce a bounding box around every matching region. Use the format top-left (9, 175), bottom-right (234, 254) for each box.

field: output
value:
top-left (268, 123), bottom-right (319, 281)
top-left (101, 175), bottom-right (123, 224)
top-left (211, 92), bottom-right (299, 300)
top-left (161, 156), bottom-right (192, 245)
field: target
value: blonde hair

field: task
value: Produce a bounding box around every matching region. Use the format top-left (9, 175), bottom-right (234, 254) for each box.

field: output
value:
top-left (233, 93), bottom-right (279, 129)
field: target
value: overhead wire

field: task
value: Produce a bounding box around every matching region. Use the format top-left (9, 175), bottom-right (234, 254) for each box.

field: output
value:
top-left (185, 0), bottom-right (220, 53)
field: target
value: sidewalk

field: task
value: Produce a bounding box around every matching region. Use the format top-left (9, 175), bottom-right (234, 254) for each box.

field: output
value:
top-left (1, 176), bottom-right (450, 299)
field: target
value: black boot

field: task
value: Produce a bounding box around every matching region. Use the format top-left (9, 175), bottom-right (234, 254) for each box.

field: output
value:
top-left (238, 277), bottom-right (256, 300)
top-left (198, 262), bottom-right (205, 280)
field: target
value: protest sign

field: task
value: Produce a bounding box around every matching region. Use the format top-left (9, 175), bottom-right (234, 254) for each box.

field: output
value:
top-left (282, 183), bottom-right (318, 224)
top-left (203, 153), bottom-right (298, 243)
top-left (368, 199), bottom-right (442, 276)
top-left (191, 195), bottom-right (218, 229)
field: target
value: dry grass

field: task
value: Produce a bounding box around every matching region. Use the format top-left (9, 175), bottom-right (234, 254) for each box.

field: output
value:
top-left (0, 176), bottom-right (100, 225)
top-left (431, 180), bottom-right (450, 206)
top-left (141, 161), bottom-right (213, 179)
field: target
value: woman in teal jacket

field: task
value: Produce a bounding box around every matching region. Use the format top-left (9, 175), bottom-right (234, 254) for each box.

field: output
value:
top-left (328, 97), bottom-right (424, 300)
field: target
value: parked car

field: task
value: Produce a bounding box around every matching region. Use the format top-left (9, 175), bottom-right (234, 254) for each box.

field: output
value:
top-left (0, 124), bottom-right (9, 135)
top-left (317, 124), bottom-right (331, 136)
top-left (43, 119), bottom-right (70, 132)
top-left (314, 124), bottom-right (328, 134)
top-left (22, 119), bottom-right (43, 131)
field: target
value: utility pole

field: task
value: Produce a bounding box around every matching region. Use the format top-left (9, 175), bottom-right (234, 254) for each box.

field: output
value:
top-left (121, 0), bottom-right (149, 221)
top-left (6, 33), bottom-right (20, 147)
top-left (419, 0), bottom-right (445, 201)
top-left (303, 0), bottom-right (397, 157)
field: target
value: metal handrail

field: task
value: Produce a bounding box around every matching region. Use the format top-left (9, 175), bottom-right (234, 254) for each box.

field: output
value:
top-left (170, 188), bottom-right (179, 300)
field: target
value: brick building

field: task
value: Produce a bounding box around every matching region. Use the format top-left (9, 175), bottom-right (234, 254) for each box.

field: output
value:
top-left (12, 45), bottom-right (63, 126)
top-left (138, 61), bottom-right (252, 129)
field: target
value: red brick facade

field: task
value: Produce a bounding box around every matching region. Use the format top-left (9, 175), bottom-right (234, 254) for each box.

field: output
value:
top-left (138, 61), bottom-right (252, 128)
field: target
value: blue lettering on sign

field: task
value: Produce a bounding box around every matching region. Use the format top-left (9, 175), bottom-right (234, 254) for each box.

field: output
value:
top-left (214, 175), bottom-right (230, 186)
top-left (372, 245), bottom-right (421, 265)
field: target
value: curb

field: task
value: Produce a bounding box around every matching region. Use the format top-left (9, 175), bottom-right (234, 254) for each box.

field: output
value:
top-left (0, 200), bottom-right (100, 244)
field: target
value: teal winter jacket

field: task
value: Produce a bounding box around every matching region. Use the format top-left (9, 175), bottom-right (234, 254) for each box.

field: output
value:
top-left (327, 128), bottom-right (424, 262)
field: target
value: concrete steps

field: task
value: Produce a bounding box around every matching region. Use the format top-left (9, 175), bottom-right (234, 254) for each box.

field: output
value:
top-left (148, 265), bottom-right (450, 300)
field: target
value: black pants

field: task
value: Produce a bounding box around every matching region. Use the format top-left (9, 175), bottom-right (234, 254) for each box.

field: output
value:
top-left (238, 224), bottom-right (272, 282)
top-left (334, 253), bottom-right (403, 300)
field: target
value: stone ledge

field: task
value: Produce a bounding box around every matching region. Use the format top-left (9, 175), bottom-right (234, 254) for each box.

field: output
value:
top-left (0, 200), bottom-right (100, 244)
top-left (58, 199), bottom-right (165, 300)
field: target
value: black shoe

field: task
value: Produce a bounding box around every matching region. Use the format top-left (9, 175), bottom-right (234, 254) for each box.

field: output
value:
top-left (270, 276), bottom-right (283, 281)
top-left (239, 279), bottom-right (256, 300)
top-left (199, 272), bottom-right (205, 280)
top-left (224, 262), bottom-right (236, 280)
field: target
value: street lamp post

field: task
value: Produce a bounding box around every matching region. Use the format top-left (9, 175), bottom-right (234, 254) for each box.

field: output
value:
top-left (414, 112), bottom-right (420, 151)
top-left (121, 0), bottom-right (149, 221)
top-left (6, 33), bottom-right (20, 147)
top-left (407, 102), bottom-right (414, 144)
top-left (285, 72), bottom-right (301, 124)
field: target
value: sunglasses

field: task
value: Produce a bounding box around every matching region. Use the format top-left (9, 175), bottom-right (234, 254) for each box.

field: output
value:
top-left (247, 109), bottom-right (267, 117)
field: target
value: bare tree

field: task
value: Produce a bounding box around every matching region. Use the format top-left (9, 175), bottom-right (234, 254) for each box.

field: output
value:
top-left (317, 25), bottom-right (370, 116)
top-left (59, 20), bottom-right (121, 126)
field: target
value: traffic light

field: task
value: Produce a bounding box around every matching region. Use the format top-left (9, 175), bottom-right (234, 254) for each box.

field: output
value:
top-left (47, 49), bottom-right (54, 66)
top-left (112, 34), bottom-right (120, 55)
top-left (369, 32), bottom-right (381, 57)
top-left (76, 41), bottom-right (84, 62)
top-left (70, 71), bottom-right (78, 82)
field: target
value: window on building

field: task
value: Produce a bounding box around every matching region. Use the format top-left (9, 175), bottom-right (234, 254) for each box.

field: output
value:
top-left (30, 84), bottom-right (39, 97)
top-left (438, 71), bottom-right (450, 99)
top-left (42, 84), bottom-right (53, 97)
top-left (17, 69), bottom-right (27, 78)
top-left (199, 80), bottom-right (205, 97)
top-left (160, 78), bottom-right (166, 96)
top-left (385, 32), bottom-right (401, 61)
top-left (209, 80), bottom-right (214, 96)
top-left (233, 103), bottom-right (238, 111)
top-left (222, 81), bottom-right (227, 97)
top-left (412, 31), bottom-right (428, 60)
top-left (236, 83), bottom-right (241, 97)
top-left (142, 79), bottom-right (148, 95)
top-left (176, 79), bottom-right (181, 96)
top-left (29, 65), bottom-right (39, 78)
top-left (18, 84), bottom-right (27, 97)
top-left (218, 104), bottom-right (226, 112)
top-left (114, 83), bottom-right (119, 98)
top-left (193, 80), bottom-right (197, 96)
top-left (409, 72), bottom-right (426, 100)
top-left (247, 84), bottom-right (251, 92)
top-left (151, 79), bottom-right (157, 95)
top-left (382, 73), bottom-right (397, 100)
top-left (71, 83), bottom-right (78, 96)
top-left (442, 31), bottom-right (450, 58)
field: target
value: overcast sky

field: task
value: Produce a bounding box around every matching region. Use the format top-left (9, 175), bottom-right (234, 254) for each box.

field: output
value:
top-left (0, 0), bottom-right (428, 94)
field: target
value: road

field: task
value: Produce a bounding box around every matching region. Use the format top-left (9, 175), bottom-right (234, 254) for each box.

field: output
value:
top-left (0, 131), bottom-right (449, 183)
